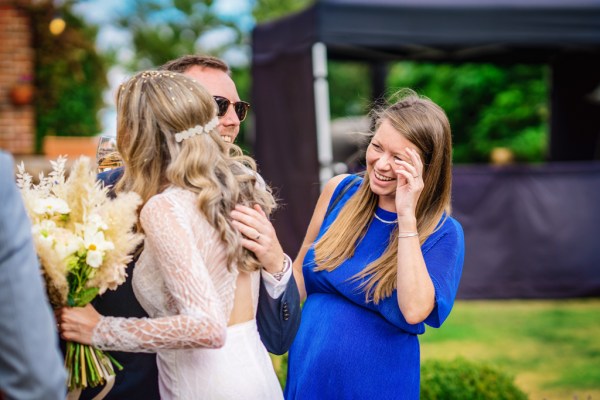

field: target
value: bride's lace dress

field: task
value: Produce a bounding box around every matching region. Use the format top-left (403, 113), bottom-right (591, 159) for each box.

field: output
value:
top-left (92, 187), bottom-right (283, 399)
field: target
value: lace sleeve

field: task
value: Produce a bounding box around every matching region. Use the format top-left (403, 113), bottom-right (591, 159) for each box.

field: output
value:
top-left (92, 194), bottom-right (228, 352)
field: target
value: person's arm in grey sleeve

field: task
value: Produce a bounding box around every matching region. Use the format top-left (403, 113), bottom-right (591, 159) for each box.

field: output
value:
top-left (0, 152), bottom-right (66, 400)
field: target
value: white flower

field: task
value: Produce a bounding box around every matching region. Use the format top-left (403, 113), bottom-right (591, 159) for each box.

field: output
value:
top-left (83, 229), bottom-right (114, 268)
top-left (86, 213), bottom-right (108, 231)
top-left (32, 219), bottom-right (57, 237)
top-left (54, 230), bottom-right (84, 261)
top-left (31, 222), bottom-right (83, 262)
top-left (33, 197), bottom-right (70, 215)
top-left (86, 250), bottom-right (103, 268)
top-left (32, 220), bottom-right (57, 251)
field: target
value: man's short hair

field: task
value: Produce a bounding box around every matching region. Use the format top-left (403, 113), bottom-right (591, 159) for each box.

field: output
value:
top-left (160, 55), bottom-right (230, 75)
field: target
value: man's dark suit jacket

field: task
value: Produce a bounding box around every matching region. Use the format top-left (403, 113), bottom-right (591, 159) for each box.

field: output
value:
top-left (77, 168), bottom-right (300, 399)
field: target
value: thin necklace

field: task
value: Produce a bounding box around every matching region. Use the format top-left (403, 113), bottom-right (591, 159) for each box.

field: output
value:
top-left (373, 213), bottom-right (397, 224)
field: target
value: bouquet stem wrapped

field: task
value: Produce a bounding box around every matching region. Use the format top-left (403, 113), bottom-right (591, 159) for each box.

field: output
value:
top-left (62, 258), bottom-right (123, 391)
top-left (64, 341), bottom-right (123, 390)
top-left (16, 156), bottom-right (143, 393)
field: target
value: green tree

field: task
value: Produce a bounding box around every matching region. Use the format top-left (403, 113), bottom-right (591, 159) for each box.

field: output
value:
top-left (328, 61), bottom-right (372, 119)
top-left (253, 0), bottom-right (314, 23)
top-left (29, 2), bottom-right (107, 152)
top-left (114, 0), bottom-right (242, 71)
top-left (387, 62), bottom-right (549, 163)
top-left (109, 0), bottom-right (257, 145)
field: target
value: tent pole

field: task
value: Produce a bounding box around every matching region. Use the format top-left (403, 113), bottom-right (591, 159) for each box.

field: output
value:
top-left (370, 61), bottom-right (388, 130)
top-left (312, 42), bottom-right (334, 190)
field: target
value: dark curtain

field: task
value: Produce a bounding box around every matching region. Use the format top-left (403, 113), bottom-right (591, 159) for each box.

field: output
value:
top-left (453, 162), bottom-right (600, 299)
top-left (549, 54), bottom-right (600, 161)
top-left (252, 10), bottom-right (320, 257)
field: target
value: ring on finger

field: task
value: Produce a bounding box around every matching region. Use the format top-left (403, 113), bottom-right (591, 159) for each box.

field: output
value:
top-left (254, 233), bottom-right (261, 241)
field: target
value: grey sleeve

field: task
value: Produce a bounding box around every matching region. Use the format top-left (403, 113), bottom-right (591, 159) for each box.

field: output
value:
top-left (0, 152), bottom-right (66, 400)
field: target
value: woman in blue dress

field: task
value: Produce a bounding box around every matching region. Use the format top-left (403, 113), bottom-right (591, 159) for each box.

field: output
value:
top-left (285, 89), bottom-right (465, 399)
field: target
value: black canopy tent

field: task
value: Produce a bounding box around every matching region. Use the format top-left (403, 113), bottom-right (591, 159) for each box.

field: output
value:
top-left (262, 0), bottom-right (600, 62)
top-left (251, 0), bottom-right (600, 298)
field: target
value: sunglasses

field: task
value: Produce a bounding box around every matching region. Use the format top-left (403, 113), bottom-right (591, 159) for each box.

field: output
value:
top-left (213, 96), bottom-right (250, 122)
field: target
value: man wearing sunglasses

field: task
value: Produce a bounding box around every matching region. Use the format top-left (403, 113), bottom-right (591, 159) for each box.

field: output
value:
top-left (77, 55), bottom-right (301, 400)
top-left (163, 55), bottom-right (250, 144)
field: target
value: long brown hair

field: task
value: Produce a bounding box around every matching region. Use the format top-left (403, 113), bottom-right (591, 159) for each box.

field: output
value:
top-left (314, 89), bottom-right (453, 303)
top-left (114, 70), bottom-right (276, 272)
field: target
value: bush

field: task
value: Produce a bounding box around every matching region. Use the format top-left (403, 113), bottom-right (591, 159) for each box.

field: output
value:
top-left (421, 358), bottom-right (528, 400)
top-left (273, 354), bottom-right (527, 399)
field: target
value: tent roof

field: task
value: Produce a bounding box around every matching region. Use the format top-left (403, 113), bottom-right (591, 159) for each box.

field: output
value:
top-left (254, 0), bottom-right (600, 63)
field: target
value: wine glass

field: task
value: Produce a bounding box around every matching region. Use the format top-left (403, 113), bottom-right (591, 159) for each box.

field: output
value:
top-left (96, 135), bottom-right (123, 173)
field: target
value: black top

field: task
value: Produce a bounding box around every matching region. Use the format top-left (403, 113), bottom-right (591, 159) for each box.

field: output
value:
top-left (77, 168), bottom-right (160, 400)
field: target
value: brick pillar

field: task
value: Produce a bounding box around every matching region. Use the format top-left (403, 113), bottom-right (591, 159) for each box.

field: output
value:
top-left (0, 1), bottom-right (35, 155)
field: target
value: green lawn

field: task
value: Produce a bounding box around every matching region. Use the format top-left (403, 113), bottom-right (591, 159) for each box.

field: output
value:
top-left (273, 299), bottom-right (600, 399)
top-left (420, 299), bottom-right (600, 399)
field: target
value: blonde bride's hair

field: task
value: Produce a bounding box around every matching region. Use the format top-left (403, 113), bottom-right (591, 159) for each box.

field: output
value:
top-left (114, 70), bottom-right (276, 272)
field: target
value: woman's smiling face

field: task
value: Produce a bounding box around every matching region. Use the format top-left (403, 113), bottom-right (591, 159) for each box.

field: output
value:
top-left (365, 119), bottom-right (421, 207)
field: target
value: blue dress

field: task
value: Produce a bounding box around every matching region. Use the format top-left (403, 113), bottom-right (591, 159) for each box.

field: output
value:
top-left (285, 175), bottom-right (465, 400)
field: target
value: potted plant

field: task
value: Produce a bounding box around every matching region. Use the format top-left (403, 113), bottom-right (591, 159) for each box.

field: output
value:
top-left (10, 75), bottom-right (35, 106)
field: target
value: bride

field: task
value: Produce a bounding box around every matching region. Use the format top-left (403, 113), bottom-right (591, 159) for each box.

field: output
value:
top-left (58, 70), bottom-right (283, 399)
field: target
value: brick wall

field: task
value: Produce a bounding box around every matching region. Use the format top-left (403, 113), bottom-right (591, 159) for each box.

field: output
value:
top-left (0, 1), bottom-right (35, 155)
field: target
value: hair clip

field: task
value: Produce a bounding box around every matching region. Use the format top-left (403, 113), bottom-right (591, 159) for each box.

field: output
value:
top-left (174, 117), bottom-right (219, 142)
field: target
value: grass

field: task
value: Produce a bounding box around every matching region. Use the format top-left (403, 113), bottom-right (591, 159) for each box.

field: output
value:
top-left (420, 299), bottom-right (600, 399)
top-left (272, 299), bottom-right (600, 399)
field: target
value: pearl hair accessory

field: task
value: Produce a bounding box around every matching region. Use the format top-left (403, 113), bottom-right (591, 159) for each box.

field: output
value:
top-left (139, 71), bottom-right (177, 79)
top-left (174, 117), bottom-right (219, 142)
